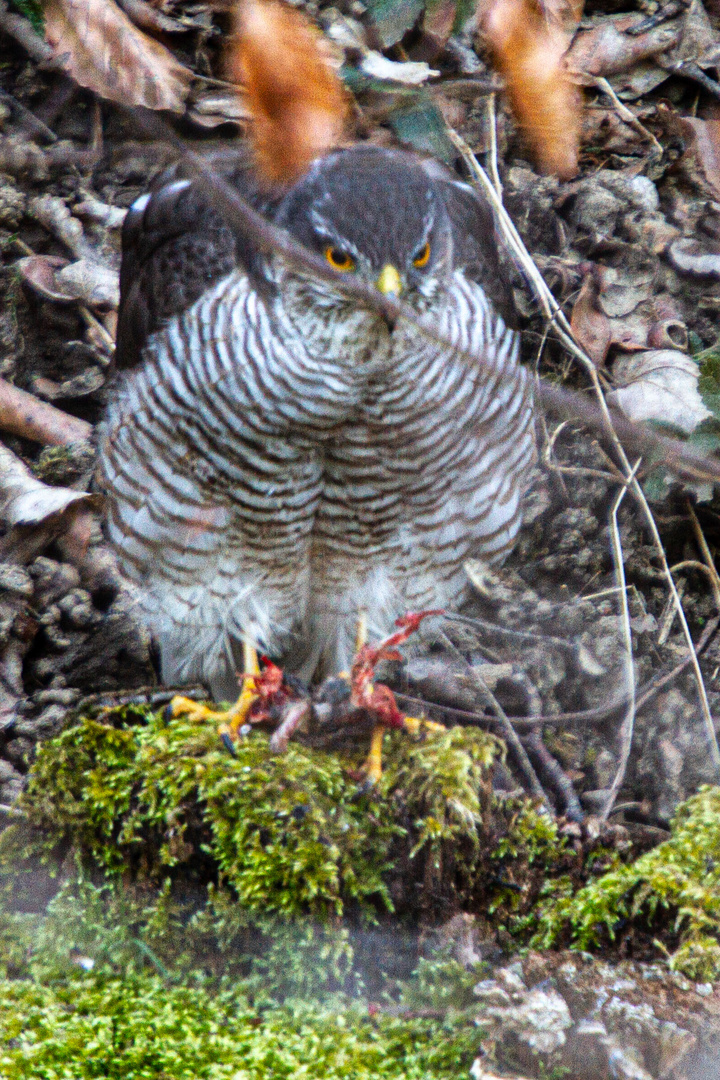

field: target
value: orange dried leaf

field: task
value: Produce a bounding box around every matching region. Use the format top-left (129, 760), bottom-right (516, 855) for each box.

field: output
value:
top-left (570, 272), bottom-right (611, 367)
top-left (44, 0), bottom-right (192, 112)
top-left (228, 0), bottom-right (348, 186)
top-left (479, 0), bottom-right (582, 179)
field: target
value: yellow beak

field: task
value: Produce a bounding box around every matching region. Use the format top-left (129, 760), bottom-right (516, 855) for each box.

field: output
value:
top-left (376, 264), bottom-right (402, 297)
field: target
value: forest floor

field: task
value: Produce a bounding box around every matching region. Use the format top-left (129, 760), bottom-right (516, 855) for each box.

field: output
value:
top-left (3, 0), bottom-right (720, 1076)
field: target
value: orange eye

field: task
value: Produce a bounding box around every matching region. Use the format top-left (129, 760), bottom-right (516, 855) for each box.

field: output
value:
top-left (325, 246), bottom-right (355, 272)
top-left (413, 241), bottom-right (431, 268)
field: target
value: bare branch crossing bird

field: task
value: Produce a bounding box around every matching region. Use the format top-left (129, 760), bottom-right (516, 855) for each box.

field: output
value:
top-left (97, 145), bottom-right (537, 765)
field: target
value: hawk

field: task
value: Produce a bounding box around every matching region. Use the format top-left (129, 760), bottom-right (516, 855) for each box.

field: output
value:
top-left (99, 145), bottom-right (536, 724)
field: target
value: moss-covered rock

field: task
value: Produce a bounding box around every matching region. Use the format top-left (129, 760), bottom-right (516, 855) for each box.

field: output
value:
top-left (2, 705), bottom-right (499, 923)
top-left (530, 786), bottom-right (720, 980)
top-left (5, 705), bottom-right (720, 986)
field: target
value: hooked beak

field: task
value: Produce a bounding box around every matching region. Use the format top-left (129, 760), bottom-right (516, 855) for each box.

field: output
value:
top-left (376, 264), bottom-right (401, 331)
top-left (376, 264), bottom-right (402, 297)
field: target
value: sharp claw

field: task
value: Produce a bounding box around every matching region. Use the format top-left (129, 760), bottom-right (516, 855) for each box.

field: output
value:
top-left (356, 775), bottom-right (377, 796)
top-left (220, 728), bottom-right (238, 756)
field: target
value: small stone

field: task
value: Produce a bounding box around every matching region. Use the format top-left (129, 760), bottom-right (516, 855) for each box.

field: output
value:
top-left (30, 558), bottom-right (80, 606)
top-left (0, 565), bottom-right (33, 598)
top-left (3, 737), bottom-right (35, 770)
top-left (0, 777), bottom-right (24, 804)
top-left (32, 688), bottom-right (79, 707)
top-left (15, 704), bottom-right (69, 740)
top-left (0, 178), bottom-right (26, 230)
top-left (0, 760), bottom-right (21, 784)
top-left (473, 981), bottom-right (512, 1006)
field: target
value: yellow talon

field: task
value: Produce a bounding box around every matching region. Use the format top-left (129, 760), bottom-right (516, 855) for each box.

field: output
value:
top-left (402, 716), bottom-right (446, 737)
top-left (360, 725), bottom-right (385, 786)
top-left (166, 640), bottom-right (262, 748)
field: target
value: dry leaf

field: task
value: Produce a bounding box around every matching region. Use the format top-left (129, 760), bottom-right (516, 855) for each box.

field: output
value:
top-left (567, 16), bottom-right (681, 79)
top-left (0, 444), bottom-right (91, 528)
top-left (668, 237), bottom-right (720, 278)
top-left (570, 272), bottom-right (611, 367)
top-left (44, 0), bottom-right (192, 111)
top-left (479, 0), bottom-right (582, 179)
top-left (672, 116), bottom-right (720, 198)
top-left (360, 52), bottom-right (439, 85)
top-left (607, 350), bottom-right (711, 436)
top-left (229, 0), bottom-right (348, 186)
top-left (17, 255), bottom-right (119, 308)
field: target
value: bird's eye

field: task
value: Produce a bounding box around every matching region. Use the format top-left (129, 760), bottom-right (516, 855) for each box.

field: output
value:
top-left (412, 241), bottom-right (431, 268)
top-left (324, 246), bottom-right (355, 272)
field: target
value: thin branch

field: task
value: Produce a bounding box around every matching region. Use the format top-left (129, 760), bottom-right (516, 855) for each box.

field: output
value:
top-left (601, 465), bottom-right (640, 822)
top-left (593, 77), bottom-right (663, 155)
top-left (485, 93), bottom-right (503, 198)
top-left (686, 498), bottom-right (720, 611)
top-left (0, 377), bottom-right (92, 446)
top-left (122, 109), bottom-right (720, 487)
top-left (448, 124), bottom-right (720, 781)
top-left (437, 631), bottom-right (550, 810)
top-left (0, 0), bottom-right (56, 65)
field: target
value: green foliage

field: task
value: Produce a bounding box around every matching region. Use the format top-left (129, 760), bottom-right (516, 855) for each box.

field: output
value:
top-left (6, 705), bottom-right (410, 920)
top-left (529, 786), bottom-right (720, 979)
top-left (0, 883), bottom-right (480, 1079)
top-left (0, 971), bottom-right (477, 1079)
top-left (0, 707), bottom-right (500, 994)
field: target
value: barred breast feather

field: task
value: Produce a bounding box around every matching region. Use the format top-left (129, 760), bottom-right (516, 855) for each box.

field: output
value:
top-left (99, 148), bottom-right (536, 696)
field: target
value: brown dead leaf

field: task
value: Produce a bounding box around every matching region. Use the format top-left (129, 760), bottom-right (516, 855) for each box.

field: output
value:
top-left (44, 0), bottom-right (192, 111)
top-left (567, 16), bottom-right (681, 79)
top-left (228, 0), bottom-right (349, 187)
top-left (0, 443), bottom-right (91, 529)
top-left (570, 271), bottom-right (610, 367)
top-left (608, 350), bottom-right (711, 436)
top-left (478, 0), bottom-right (582, 179)
top-left (671, 115), bottom-right (720, 198)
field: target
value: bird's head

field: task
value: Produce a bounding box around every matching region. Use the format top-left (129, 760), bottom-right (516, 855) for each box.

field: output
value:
top-left (274, 145), bottom-right (454, 317)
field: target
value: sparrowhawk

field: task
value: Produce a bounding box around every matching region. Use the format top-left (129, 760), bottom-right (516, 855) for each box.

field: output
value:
top-left (99, 145), bottom-right (536, 705)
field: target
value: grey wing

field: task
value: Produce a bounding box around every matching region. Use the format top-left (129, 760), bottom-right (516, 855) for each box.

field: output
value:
top-left (115, 151), bottom-right (280, 370)
top-left (420, 160), bottom-right (518, 328)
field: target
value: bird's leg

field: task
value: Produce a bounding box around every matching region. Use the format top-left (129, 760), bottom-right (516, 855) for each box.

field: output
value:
top-left (165, 640), bottom-right (262, 753)
top-left (354, 610), bottom-right (446, 785)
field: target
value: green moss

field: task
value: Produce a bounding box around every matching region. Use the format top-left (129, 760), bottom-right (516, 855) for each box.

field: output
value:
top-left (0, 971), bottom-right (477, 1079)
top-left (0, 879), bottom-right (480, 1079)
top-left (0, 706), bottom-right (501, 992)
top-left (529, 786), bottom-right (720, 979)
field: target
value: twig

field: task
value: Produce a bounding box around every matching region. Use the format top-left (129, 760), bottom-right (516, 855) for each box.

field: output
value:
top-left (636, 616), bottom-right (719, 708)
top-left (601, 466), bottom-right (640, 822)
top-left (395, 616), bottom-right (720, 728)
top-left (669, 59), bottom-right (720, 101)
top-left (437, 631), bottom-right (550, 810)
top-left (592, 77), bottom-right (663, 155)
top-left (636, 484), bottom-right (720, 775)
top-left (0, 0), bottom-right (57, 66)
top-left (0, 88), bottom-right (57, 143)
top-left (485, 93), bottom-right (503, 198)
top-left (523, 730), bottom-right (584, 821)
top-left (510, 669), bottom-right (584, 821)
top-left (686, 498), bottom-right (720, 611)
top-left (121, 110), bottom-right (720, 487)
top-left (0, 377), bottom-right (92, 445)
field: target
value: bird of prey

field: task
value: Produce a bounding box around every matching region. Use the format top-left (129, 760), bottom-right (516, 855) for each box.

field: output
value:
top-left (98, 145), bottom-right (536, 769)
